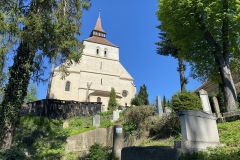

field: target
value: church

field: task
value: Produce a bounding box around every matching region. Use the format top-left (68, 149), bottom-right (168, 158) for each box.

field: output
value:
top-left (48, 15), bottom-right (136, 111)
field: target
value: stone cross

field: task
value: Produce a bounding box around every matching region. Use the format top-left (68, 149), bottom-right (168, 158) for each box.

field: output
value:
top-left (156, 96), bottom-right (163, 115)
top-left (86, 82), bottom-right (92, 102)
top-left (212, 96), bottom-right (221, 118)
top-left (198, 89), bottom-right (212, 114)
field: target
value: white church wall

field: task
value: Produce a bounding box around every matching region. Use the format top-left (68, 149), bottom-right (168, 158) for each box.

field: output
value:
top-left (83, 41), bottom-right (119, 60)
top-left (50, 72), bottom-right (80, 101)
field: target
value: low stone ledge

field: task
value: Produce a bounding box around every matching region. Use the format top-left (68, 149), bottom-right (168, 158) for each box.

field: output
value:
top-left (222, 111), bottom-right (240, 117)
top-left (177, 110), bottom-right (217, 120)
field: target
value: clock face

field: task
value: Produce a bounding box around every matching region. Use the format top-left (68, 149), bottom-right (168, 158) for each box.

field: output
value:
top-left (122, 91), bottom-right (127, 97)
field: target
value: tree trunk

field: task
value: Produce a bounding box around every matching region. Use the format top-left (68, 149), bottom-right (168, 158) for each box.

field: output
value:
top-left (218, 57), bottom-right (237, 111)
top-left (0, 42), bottom-right (35, 149)
top-left (178, 58), bottom-right (186, 92)
top-left (1, 124), bottom-right (14, 149)
top-left (46, 57), bottom-right (56, 99)
top-left (220, 0), bottom-right (238, 112)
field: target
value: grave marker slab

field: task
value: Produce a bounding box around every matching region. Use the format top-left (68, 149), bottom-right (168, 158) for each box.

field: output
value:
top-left (156, 96), bottom-right (163, 115)
top-left (113, 110), bottom-right (120, 121)
top-left (198, 89), bottom-right (212, 114)
top-left (212, 97), bottom-right (221, 118)
top-left (92, 114), bottom-right (100, 127)
top-left (174, 110), bottom-right (222, 153)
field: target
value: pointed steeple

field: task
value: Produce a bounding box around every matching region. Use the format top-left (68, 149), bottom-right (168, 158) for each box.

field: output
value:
top-left (85, 11), bottom-right (117, 47)
top-left (94, 17), bottom-right (105, 33)
top-left (90, 11), bottom-right (106, 38)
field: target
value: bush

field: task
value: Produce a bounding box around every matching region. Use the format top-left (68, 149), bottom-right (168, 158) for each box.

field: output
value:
top-left (150, 113), bottom-right (180, 138)
top-left (171, 91), bottom-right (202, 113)
top-left (122, 106), bottom-right (156, 136)
top-left (22, 136), bottom-right (35, 146)
top-left (87, 143), bottom-right (112, 160)
top-left (0, 148), bottom-right (28, 160)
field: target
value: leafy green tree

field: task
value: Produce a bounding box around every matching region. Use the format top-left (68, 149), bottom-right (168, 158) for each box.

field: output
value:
top-left (171, 91), bottom-right (202, 113)
top-left (157, 0), bottom-right (239, 111)
top-left (108, 88), bottom-right (117, 111)
top-left (156, 25), bottom-right (188, 92)
top-left (24, 84), bottom-right (38, 103)
top-left (0, 0), bottom-right (91, 149)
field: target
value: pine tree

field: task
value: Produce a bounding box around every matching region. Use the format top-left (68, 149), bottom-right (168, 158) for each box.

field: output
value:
top-left (138, 84), bottom-right (149, 105)
top-left (131, 84), bottom-right (149, 106)
top-left (163, 96), bottom-right (166, 108)
top-left (108, 88), bottom-right (117, 111)
top-left (156, 25), bottom-right (188, 92)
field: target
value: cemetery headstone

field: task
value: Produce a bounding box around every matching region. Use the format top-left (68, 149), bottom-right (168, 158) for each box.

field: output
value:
top-left (174, 110), bottom-right (222, 153)
top-left (63, 121), bottom-right (69, 129)
top-left (198, 89), bottom-right (212, 114)
top-left (212, 97), bottom-right (221, 118)
top-left (92, 114), bottom-right (100, 127)
top-left (156, 96), bottom-right (163, 115)
top-left (164, 107), bottom-right (172, 116)
top-left (113, 110), bottom-right (120, 121)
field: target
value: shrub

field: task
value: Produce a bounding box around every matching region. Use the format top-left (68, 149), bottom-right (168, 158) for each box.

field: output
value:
top-left (150, 113), bottom-right (180, 138)
top-left (87, 143), bottom-right (112, 160)
top-left (171, 91), bottom-right (202, 113)
top-left (22, 136), bottom-right (35, 146)
top-left (122, 106), bottom-right (156, 136)
top-left (0, 148), bottom-right (28, 160)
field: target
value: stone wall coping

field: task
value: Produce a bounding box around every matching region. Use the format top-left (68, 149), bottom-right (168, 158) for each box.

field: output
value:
top-left (177, 110), bottom-right (217, 120)
top-left (122, 146), bottom-right (174, 150)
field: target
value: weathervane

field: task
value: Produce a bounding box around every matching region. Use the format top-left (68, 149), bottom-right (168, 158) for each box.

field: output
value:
top-left (99, 9), bottom-right (101, 18)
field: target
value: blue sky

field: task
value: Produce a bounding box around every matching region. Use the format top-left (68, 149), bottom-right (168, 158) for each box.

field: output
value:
top-left (36, 0), bottom-right (201, 103)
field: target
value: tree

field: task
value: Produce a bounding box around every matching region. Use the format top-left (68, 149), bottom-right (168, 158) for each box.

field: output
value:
top-left (24, 84), bottom-right (38, 103)
top-left (157, 0), bottom-right (239, 111)
top-left (0, 0), bottom-right (91, 149)
top-left (138, 84), bottom-right (149, 105)
top-left (156, 25), bottom-right (188, 92)
top-left (171, 91), bottom-right (202, 113)
top-left (131, 84), bottom-right (149, 106)
top-left (108, 88), bottom-right (117, 111)
top-left (162, 96), bottom-right (167, 108)
top-left (131, 95), bottom-right (142, 106)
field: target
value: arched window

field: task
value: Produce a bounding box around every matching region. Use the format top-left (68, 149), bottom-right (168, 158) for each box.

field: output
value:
top-left (96, 48), bottom-right (99, 55)
top-left (97, 97), bottom-right (101, 102)
top-left (65, 81), bottom-right (70, 91)
top-left (104, 50), bottom-right (107, 57)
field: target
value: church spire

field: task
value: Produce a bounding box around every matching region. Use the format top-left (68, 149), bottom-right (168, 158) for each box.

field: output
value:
top-left (90, 10), bottom-right (106, 38)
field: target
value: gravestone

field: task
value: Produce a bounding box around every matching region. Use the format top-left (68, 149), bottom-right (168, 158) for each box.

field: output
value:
top-left (156, 96), bottom-right (163, 115)
top-left (113, 110), bottom-right (120, 121)
top-left (63, 121), bottom-right (69, 129)
top-left (164, 107), bottom-right (172, 116)
top-left (92, 114), bottom-right (100, 127)
top-left (198, 89), bottom-right (212, 114)
top-left (174, 110), bottom-right (222, 153)
top-left (212, 97), bottom-right (221, 118)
